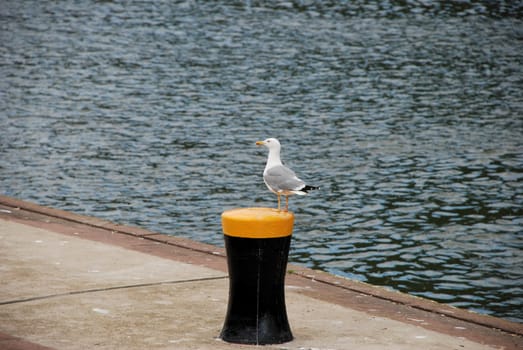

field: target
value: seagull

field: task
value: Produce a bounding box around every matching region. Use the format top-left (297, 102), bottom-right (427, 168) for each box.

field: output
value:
top-left (256, 138), bottom-right (318, 212)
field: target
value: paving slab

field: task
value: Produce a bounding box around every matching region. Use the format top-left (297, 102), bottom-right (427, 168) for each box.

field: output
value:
top-left (0, 220), bottom-right (225, 303)
top-left (0, 196), bottom-right (521, 350)
top-left (0, 276), bottom-right (501, 350)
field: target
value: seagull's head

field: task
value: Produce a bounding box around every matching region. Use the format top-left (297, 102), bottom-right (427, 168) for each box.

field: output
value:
top-left (256, 138), bottom-right (281, 151)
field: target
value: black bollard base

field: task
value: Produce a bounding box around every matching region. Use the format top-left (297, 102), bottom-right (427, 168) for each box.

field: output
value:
top-left (220, 235), bottom-right (293, 345)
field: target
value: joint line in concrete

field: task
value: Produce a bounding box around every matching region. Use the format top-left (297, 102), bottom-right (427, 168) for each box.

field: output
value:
top-left (0, 275), bottom-right (228, 306)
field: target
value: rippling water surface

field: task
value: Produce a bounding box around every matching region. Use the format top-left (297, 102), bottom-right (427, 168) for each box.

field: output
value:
top-left (1, 1), bottom-right (522, 322)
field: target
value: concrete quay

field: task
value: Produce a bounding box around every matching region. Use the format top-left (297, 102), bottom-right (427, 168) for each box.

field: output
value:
top-left (0, 195), bottom-right (521, 350)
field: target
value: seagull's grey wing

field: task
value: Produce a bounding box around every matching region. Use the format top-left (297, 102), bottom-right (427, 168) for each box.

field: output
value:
top-left (264, 165), bottom-right (305, 191)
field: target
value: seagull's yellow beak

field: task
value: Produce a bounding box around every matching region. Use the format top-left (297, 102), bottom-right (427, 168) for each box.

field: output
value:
top-left (255, 141), bottom-right (265, 146)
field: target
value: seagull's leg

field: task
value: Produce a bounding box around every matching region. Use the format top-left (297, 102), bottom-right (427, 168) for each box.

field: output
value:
top-left (277, 193), bottom-right (281, 211)
top-left (285, 195), bottom-right (289, 212)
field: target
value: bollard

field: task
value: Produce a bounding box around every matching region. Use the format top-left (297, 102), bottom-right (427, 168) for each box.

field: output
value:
top-left (220, 207), bottom-right (294, 345)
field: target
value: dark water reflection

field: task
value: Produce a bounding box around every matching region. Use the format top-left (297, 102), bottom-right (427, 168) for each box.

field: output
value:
top-left (1, 1), bottom-right (522, 322)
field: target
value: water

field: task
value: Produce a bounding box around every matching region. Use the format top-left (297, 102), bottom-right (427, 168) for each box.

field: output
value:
top-left (1, 1), bottom-right (522, 323)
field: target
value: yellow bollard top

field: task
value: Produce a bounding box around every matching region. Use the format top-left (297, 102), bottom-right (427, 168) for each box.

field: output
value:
top-left (222, 207), bottom-right (294, 238)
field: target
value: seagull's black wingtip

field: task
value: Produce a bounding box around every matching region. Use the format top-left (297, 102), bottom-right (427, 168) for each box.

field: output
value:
top-left (302, 185), bottom-right (319, 193)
